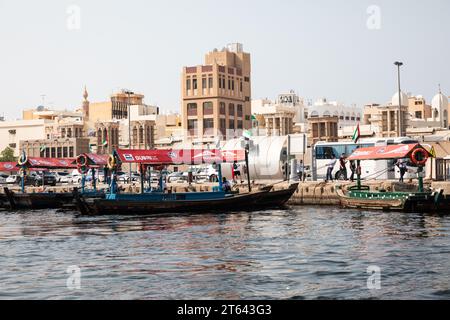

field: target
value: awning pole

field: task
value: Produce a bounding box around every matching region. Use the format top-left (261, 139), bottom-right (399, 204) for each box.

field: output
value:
top-left (245, 141), bottom-right (252, 193)
top-left (418, 166), bottom-right (424, 193)
top-left (140, 164), bottom-right (144, 194)
top-left (357, 160), bottom-right (362, 190)
top-left (218, 164), bottom-right (223, 192)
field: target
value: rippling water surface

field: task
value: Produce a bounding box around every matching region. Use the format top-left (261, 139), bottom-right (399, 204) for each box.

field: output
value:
top-left (0, 206), bottom-right (449, 300)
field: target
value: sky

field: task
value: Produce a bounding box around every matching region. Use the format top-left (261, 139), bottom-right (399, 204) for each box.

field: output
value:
top-left (0, 0), bottom-right (449, 120)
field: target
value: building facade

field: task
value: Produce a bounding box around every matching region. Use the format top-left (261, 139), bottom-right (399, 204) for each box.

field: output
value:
top-left (308, 116), bottom-right (339, 145)
top-left (20, 138), bottom-right (90, 158)
top-left (0, 120), bottom-right (48, 156)
top-left (181, 43), bottom-right (252, 142)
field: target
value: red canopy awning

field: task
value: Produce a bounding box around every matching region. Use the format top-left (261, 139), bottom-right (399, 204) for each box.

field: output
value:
top-left (25, 158), bottom-right (77, 169)
top-left (347, 144), bottom-right (431, 161)
top-left (71, 154), bottom-right (109, 167)
top-left (115, 149), bottom-right (246, 165)
top-left (0, 162), bottom-right (19, 172)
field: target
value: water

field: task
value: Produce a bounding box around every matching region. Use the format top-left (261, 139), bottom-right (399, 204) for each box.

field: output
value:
top-left (0, 206), bottom-right (449, 300)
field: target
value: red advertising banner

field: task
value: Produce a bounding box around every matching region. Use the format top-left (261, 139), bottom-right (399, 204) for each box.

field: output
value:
top-left (115, 149), bottom-right (246, 165)
top-left (347, 144), bottom-right (430, 161)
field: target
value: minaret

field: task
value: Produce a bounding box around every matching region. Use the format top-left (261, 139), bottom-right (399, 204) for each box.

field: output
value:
top-left (82, 86), bottom-right (89, 119)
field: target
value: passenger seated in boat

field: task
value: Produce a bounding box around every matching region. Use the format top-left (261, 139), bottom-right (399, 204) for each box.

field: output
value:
top-left (222, 177), bottom-right (232, 192)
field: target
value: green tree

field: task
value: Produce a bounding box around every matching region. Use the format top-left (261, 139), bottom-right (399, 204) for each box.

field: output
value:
top-left (0, 147), bottom-right (17, 162)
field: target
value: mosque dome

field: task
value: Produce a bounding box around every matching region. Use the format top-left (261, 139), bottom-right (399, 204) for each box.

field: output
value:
top-left (432, 92), bottom-right (448, 110)
top-left (391, 91), bottom-right (409, 107)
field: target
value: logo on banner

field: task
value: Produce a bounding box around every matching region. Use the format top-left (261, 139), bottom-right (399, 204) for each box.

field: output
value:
top-left (124, 154), bottom-right (134, 161)
top-left (4, 164), bottom-right (14, 169)
top-left (168, 152), bottom-right (177, 159)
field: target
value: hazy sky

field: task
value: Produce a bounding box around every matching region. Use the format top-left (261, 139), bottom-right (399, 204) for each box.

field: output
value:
top-left (0, 0), bottom-right (449, 119)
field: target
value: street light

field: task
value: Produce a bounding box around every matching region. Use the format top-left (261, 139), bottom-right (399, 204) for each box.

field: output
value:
top-left (124, 90), bottom-right (134, 181)
top-left (394, 61), bottom-right (403, 137)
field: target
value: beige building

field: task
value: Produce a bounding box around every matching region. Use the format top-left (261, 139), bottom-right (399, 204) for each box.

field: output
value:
top-left (252, 92), bottom-right (304, 136)
top-left (408, 95), bottom-right (432, 120)
top-left (308, 116), bottom-right (339, 145)
top-left (0, 119), bottom-right (48, 156)
top-left (363, 92), bottom-right (410, 137)
top-left (20, 138), bottom-right (90, 158)
top-left (181, 43), bottom-right (252, 142)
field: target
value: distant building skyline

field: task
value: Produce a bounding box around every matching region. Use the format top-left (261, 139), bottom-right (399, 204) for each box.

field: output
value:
top-left (0, 0), bottom-right (449, 120)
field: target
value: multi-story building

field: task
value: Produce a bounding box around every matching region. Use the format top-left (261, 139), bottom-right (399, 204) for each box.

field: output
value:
top-left (362, 92), bottom-right (410, 137)
top-left (20, 138), bottom-right (90, 158)
top-left (0, 119), bottom-right (48, 156)
top-left (252, 92), bottom-right (306, 136)
top-left (408, 95), bottom-right (432, 120)
top-left (307, 98), bottom-right (362, 130)
top-left (181, 43), bottom-right (252, 142)
top-left (308, 116), bottom-right (339, 145)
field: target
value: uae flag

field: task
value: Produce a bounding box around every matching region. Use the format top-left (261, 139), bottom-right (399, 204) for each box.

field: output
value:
top-left (352, 123), bottom-right (361, 143)
top-left (102, 131), bottom-right (108, 147)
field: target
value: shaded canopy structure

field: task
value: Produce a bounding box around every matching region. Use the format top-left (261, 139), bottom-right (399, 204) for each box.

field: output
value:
top-left (114, 149), bottom-right (246, 165)
top-left (20, 158), bottom-right (77, 170)
top-left (347, 144), bottom-right (433, 161)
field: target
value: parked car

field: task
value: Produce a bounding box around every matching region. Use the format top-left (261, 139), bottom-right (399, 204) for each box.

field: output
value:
top-left (167, 172), bottom-right (188, 183)
top-left (116, 172), bottom-right (129, 183)
top-left (54, 172), bottom-right (71, 183)
top-left (70, 170), bottom-right (93, 185)
top-left (194, 166), bottom-right (219, 183)
top-left (0, 173), bottom-right (8, 184)
top-left (6, 175), bottom-right (20, 184)
top-left (34, 172), bottom-right (57, 186)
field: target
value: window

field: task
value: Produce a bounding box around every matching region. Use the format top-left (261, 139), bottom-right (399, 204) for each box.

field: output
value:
top-left (188, 119), bottom-right (197, 130)
top-left (228, 79), bottom-right (231, 90)
top-left (245, 115), bottom-right (251, 121)
top-left (220, 119), bottom-right (226, 129)
top-left (187, 103), bottom-right (197, 116)
top-left (192, 78), bottom-right (198, 90)
top-left (51, 148), bottom-right (56, 158)
top-left (57, 147), bottom-right (62, 158)
top-left (69, 147), bottom-right (74, 158)
top-left (237, 120), bottom-right (243, 129)
top-left (231, 79), bottom-right (235, 91)
top-left (8, 130), bottom-right (16, 135)
top-left (244, 77), bottom-right (250, 82)
top-left (63, 147), bottom-right (68, 158)
top-left (240, 81), bottom-right (243, 92)
top-left (220, 102), bottom-right (226, 115)
top-left (229, 104), bottom-right (235, 116)
top-left (203, 119), bottom-right (214, 129)
top-left (237, 105), bottom-right (243, 117)
top-left (245, 97), bottom-right (250, 102)
top-left (203, 102), bottom-right (213, 115)
top-left (415, 111), bottom-right (422, 119)
top-left (229, 120), bottom-right (235, 130)
top-left (208, 77), bottom-right (213, 88)
top-left (202, 78), bottom-right (207, 89)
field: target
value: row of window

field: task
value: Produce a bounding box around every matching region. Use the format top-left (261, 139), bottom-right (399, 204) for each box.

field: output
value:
top-left (187, 119), bottom-right (244, 131)
top-left (186, 74), bottom-right (247, 92)
top-left (187, 102), bottom-right (244, 117)
top-left (40, 146), bottom-right (75, 158)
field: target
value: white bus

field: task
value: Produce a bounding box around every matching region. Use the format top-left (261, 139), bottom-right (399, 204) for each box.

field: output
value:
top-left (312, 137), bottom-right (419, 181)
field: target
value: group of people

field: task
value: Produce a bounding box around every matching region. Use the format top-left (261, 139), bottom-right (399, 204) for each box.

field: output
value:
top-left (325, 154), bottom-right (357, 182)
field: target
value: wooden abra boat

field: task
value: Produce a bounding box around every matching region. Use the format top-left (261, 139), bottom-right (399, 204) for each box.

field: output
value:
top-left (337, 143), bottom-right (444, 213)
top-left (74, 148), bottom-right (298, 216)
top-left (74, 185), bottom-right (298, 216)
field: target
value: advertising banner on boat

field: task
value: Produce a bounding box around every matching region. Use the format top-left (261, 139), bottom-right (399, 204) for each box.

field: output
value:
top-left (25, 158), bottom-right (78, 169)
top-left (347, 144), bottom-right (429, 161)
top-left (115, 149), bottom-right (246, 165)
top-left (71, 154), bottom-right (109, 167)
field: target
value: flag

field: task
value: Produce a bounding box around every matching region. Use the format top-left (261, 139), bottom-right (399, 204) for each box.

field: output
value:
top-left (102, 131), bottom-right (108, 147)
top-left (429, 146), bottom-right (436, 158)
top-left (352, 124), bottom-right (361, 143)
top-left (40, 145), bottom-right (47, 153)
top-left (243, 130), bottom-right (252, 139)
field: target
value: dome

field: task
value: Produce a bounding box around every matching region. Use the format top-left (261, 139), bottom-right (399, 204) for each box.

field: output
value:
top-left (432, 93), bottom-right (448, 110)
top-left (391, 91), bottom-right (409, 107)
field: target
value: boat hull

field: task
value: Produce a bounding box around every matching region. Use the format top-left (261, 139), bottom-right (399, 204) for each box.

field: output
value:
top-left (337, 188), bottom-right (440, 213)
top-left (74, 184), bottom-right (298, 216)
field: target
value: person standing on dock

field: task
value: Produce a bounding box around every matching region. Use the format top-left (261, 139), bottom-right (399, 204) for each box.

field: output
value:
top-left (232, 161), bottom-right (242, 183)
top-left (349, 160), bottom-right (356, 182)
top-left (339, 153), bottom-right (348, 180)
top-left (326, 155), bottom-right (337, 182)
top-left (396, 158), bottom-right (408, 183)
top-left (297, 160), bottom-right (305, 182)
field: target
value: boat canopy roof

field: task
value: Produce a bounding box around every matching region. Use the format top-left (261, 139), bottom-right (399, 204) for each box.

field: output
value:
top-left (115, 149), bottom-right (246, 165)
top-left (22, 158), bottom-right (77, 169)
top-left (71, 153), bottom-right (109, 167)
top-left (347, 143), bottom-right (432, 161)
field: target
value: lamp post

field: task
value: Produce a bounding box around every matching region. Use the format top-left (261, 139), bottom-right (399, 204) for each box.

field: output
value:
top-left (124, 90), bottom-right (134, 181)
top-left (394, 61), bottom-right (403, 137)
